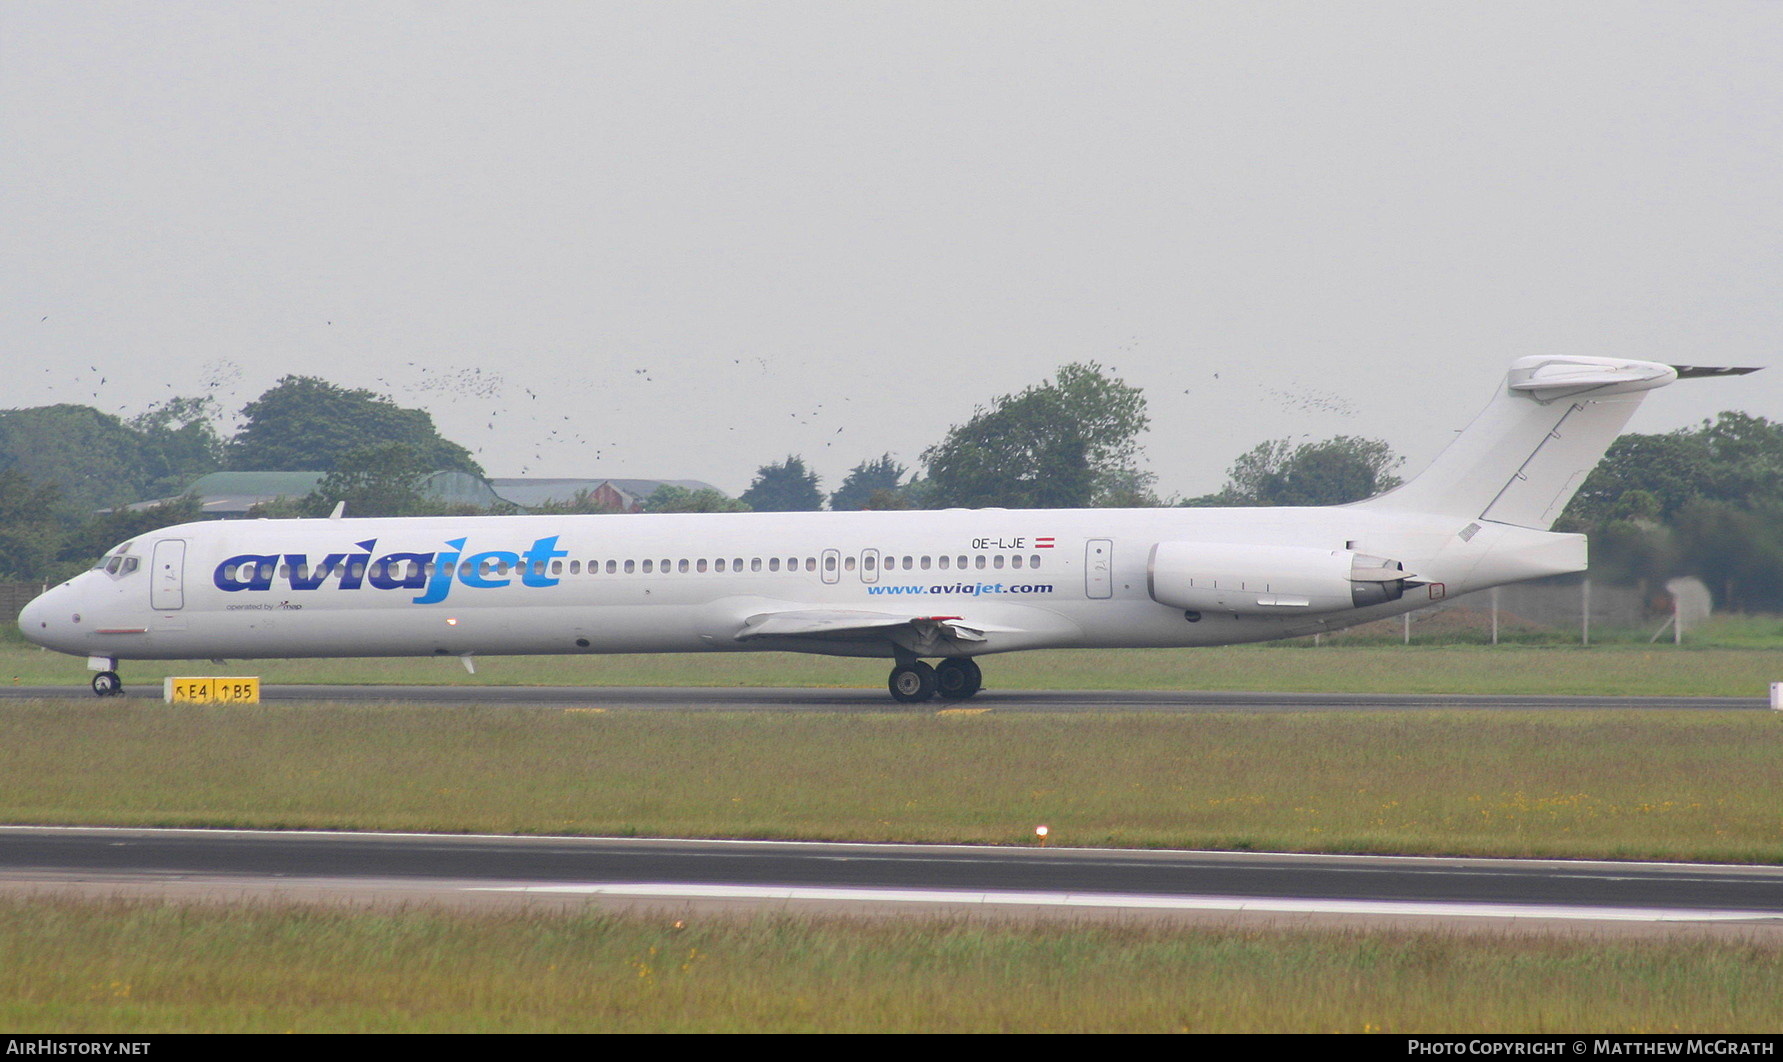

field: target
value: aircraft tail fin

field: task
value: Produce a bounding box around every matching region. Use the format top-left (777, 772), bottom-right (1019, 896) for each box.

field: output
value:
top-left (1357, 357), bottom-right (1755, 530)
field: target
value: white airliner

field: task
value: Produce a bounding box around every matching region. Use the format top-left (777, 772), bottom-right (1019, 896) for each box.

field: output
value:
top-left (17, 356), bottom-right (1753, 701)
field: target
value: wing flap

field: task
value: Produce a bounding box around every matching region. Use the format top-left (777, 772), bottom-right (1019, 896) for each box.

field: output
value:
top-left (736, 608), bottom-right (998, 647)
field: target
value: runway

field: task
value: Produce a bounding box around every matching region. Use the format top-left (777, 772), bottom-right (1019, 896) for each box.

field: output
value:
top-left (0, 683), bottom-right (1769, 711)
top-left (3, 826), bottom-right (1781, 934)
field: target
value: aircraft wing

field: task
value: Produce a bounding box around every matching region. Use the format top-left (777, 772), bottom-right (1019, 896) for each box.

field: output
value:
top-left (735, 608), bottom-right (1005, 653)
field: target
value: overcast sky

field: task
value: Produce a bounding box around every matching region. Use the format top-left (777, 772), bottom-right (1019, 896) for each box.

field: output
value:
top-left (4, 2), bottom-right (1779, 500)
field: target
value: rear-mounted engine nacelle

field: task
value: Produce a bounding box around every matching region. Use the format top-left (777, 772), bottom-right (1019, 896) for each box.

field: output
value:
top-left (1147, 542), bottom-right (1412, 616)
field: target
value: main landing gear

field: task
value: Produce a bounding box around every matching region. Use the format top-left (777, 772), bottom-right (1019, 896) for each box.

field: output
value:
top-left (888, 657), bottom-right (983, 703)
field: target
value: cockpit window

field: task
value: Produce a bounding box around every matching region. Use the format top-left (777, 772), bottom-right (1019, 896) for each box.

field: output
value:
top-left (97, 555), bottom-right (140, 576)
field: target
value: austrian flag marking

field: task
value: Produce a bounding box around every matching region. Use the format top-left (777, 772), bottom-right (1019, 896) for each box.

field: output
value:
top-left (1035, 537), bottom-right (1055, 549)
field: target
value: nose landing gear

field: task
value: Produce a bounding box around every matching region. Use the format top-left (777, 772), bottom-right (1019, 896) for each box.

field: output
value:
top-left (87, 656), bottom-right (123, 697)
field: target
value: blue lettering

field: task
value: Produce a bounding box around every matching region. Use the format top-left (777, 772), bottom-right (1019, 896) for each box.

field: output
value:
top-left (212, 534), bottom-right (572, 602)
top-left (287, 554), bottom-right (347, 590)
top-left (520, 536), bottom-right (567, 588)
top-left (214, 554), bottom-right (277, 592)
top-left (338, 539), bottom-right (376, 590)
top-left (370, 552), bottom-right (431, 591)
top-left (413, 538), bottom-right (464, 604)
top-left (459, 550), bottom-right (519, 589)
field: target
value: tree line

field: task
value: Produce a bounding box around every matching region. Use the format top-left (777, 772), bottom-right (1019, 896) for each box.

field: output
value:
top-left (1556, 412), bottom-right (1783, 611)
top-left (0, 377), bottom-right (479, 581)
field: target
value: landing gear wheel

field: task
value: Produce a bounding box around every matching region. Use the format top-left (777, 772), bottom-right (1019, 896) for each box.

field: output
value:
top-left (935, 658), bottom-right (983, 700)
top-left (91, 671), bottom-right (122, 697)
top-left (888, 661), bottom-right (938, 703)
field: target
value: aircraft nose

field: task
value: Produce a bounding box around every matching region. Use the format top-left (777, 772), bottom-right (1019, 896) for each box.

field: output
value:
top-left (18, 583), bottom-right (77, 652)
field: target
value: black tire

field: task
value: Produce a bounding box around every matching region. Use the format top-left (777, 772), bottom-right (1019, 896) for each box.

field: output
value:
top-left (888, 661), bottom-right (938, 703)
top-left (935, 658), bottom-right (983, 699)
top-left (91, 671), bottom-right (122, 697)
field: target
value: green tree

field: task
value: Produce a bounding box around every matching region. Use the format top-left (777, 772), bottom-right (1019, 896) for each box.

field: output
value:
top-left (227, 377), bottom-right (481, 475)
top-left (1559, 413), bottom-right (1783, 609)
top-left (828, 455), bottom-right (908, 511)
top-left (1185, 436), bottom-right (1402, 507)
top-left (0, 467), bottom-right (67, 580)
top-left (300, 443), bottom-right (435, 518)
top-left (739, 456), bottom-right (823, 512)
top-left (0, 405), bottom-right (166, 512)
top-left (922, 362), bottom-right (1153, 509)
top-left (1671, 498), bottom-right (1783, 612)
top-left (128, 396), bottom-right (224, 495)
top-left (1568, 412), bottom-right (1783, 525)
top-left (643, 485), bottom-right (751, 513)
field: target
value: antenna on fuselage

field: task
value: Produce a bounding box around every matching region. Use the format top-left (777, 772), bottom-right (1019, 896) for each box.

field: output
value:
top-left (328, 501), bottom-right (345, 520)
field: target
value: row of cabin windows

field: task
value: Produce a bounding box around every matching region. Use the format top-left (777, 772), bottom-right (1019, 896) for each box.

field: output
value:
top-left (249, 552), bottom-right (1047, 583)
top-left (558, 553), bottom-right (1047, 576)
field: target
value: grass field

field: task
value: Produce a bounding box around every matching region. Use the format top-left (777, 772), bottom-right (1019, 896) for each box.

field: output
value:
top-left (4, 702), bottom-right (1781, 862)
top-left (4, 898), bottom-right (1780, 1033)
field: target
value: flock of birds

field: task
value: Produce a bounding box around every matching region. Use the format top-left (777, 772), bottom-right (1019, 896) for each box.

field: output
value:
top-left (26, 323), bottom-right (1362, 481)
